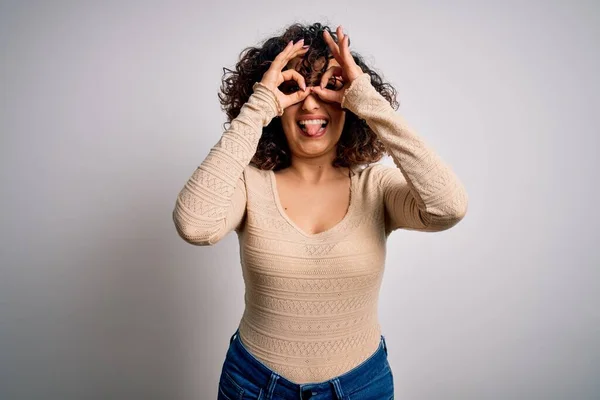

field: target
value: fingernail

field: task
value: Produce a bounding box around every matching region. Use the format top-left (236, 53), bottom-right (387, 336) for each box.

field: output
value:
top-left (302, 45), bottom-right (310, 49)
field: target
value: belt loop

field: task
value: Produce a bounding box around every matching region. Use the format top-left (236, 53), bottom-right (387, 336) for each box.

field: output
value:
top-left (229, 328), bottom-right (239, 345)
top-left (381, 334), bottom-right (388, 356)
top-left (331, 377), bottom-right (347, 400)
top-left (264, 372), bottom-right (279, 400)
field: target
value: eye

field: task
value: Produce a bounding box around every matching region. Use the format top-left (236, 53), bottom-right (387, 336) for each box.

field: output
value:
top-left (278, 82), bottom-right (300, 94)
top-left (325, 77), bottom-right (344, 91)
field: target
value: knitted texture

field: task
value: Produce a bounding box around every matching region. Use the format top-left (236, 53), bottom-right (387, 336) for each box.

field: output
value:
top-left (173, 73), bottom-right (468, 383)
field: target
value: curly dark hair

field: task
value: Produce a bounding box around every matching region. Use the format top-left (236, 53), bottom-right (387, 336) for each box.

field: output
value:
top-left (218, 22), bottom-right (400, 171)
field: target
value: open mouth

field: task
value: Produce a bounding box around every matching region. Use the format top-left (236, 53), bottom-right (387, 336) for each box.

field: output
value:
top-left (296, 119), bottom-right (329, 137)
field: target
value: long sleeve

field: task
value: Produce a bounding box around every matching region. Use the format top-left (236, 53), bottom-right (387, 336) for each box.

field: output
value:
top-left (341, 73), bottom-right (468, 234)
top-left (173, 82), bottom-right (283, 245)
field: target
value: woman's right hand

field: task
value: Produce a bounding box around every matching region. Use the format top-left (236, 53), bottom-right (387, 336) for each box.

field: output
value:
top-left (259, 39), bottom-right (311, 111)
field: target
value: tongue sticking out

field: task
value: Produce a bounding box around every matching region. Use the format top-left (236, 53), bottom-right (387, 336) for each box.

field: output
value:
top-left (303, 124), bottom-right (324, 136)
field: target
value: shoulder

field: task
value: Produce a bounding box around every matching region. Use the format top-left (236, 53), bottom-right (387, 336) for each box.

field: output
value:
top-left (355, 162), bottom-right (406, 190)
top-left (355, 162), bottom-right (389, 184)
top-left (243, 163), bottom-right (261, 174)
top-left (241, 163), bottom-right (272, 186)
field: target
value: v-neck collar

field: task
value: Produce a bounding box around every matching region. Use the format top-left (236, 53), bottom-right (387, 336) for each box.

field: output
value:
top-left (268, 167), bottom-right (357, 239)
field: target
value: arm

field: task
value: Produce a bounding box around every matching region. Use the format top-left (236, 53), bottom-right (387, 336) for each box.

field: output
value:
top-left (341, 73), bottom-right (469, 234)
top-left (173, 82), bottom-right (283, 245)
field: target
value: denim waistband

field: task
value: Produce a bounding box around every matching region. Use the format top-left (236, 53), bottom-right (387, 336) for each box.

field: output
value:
top-left (227, 328), bottom-right (389, 399)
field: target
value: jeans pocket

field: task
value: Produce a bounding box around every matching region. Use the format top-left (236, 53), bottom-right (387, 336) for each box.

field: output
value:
top-left (219, 368), bottom-right (267, 400)
top-left (347, 364), bottom-right (394, 400)
top-left (218, 371), bottom-right (244, 400)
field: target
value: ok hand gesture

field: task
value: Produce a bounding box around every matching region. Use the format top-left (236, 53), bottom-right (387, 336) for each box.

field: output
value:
top-left (311, 26), bottom-right (364, 104)
top-left (259, 39), bottom-right (311, 111)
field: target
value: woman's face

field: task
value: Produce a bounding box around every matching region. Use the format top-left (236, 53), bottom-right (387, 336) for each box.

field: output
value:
top-left (279, 56), bottom-right (346, 162)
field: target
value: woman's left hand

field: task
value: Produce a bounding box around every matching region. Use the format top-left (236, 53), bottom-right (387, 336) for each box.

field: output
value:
top-left (310, 25), bottom-right (364, 104)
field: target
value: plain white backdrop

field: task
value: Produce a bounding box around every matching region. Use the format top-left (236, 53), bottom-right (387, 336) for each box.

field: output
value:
top-left (1, 1), bottom-right (598, 399)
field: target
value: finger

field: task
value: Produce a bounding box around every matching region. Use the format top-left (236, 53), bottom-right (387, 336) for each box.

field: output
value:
top-left (281, 69), bottom-right (307, 90)
top-left (335, 28), bottom-right (363, 81)
top-left (340, 32), bottom-right (352, 61)
top-left (323, 30), bottom-right (341, 61)
top-left (273, 39), bottom-right (305, 68)
top-left (288, 84), bottom-right (312, 104)
top-left (337, 25), bottom-right (344, 41)
top-left (319, 65), bottom-right (343, 89)
top-left (291, 45), bottom-right (310, 60)
top-left (271, 40), bottom-right (293, 68)
top-left (280, 39), bottom-right (296, 57)
top-left (337, 26), bottom-right (346, 54)
top-left (280, 40), bottom-right (308, 70)
top-left (273, 45), bottom-right (309, 80)
top-left (339, 34), bottom-right (363, 80)
top-left (323, 30), bottom-right (342, 64)
top-left (284, 44), bottom-right (310, 70)
top-left (336, 26), bottom-right (353, 66)
top-left (311, 85), bottom-right (343, 104)
top-left (289, 39), bottom-right (306, 57)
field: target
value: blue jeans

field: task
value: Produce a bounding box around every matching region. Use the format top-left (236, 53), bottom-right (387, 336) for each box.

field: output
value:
top-left (218, 328), bottom-right (394, 399)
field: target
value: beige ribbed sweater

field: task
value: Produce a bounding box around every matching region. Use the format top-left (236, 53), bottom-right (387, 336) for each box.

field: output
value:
top-left (173, 73), bottom-right (468, 383)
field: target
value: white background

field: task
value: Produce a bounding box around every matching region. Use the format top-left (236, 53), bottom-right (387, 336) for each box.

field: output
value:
top-left (1, 1), bottom-right (598, 399)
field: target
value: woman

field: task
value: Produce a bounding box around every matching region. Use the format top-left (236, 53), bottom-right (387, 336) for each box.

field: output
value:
top-left (173, 22), bottom-right (468, 400)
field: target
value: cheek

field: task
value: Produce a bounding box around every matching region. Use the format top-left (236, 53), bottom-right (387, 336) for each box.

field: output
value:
top-left (332, 111), bottom-right (346, 128)
top-left (280, 112), bottom-right (297, 133)
top-left (281, 104), bottom-right (301, 121)
top-left (279, 118), bottom-right (299, 143)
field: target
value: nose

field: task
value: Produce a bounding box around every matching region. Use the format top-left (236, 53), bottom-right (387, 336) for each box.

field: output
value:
top-left (301, 90), bottom-right (321, 111)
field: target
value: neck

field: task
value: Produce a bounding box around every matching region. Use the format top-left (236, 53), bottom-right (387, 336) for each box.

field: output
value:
top-left (285, 154), bottom-right (346, 184)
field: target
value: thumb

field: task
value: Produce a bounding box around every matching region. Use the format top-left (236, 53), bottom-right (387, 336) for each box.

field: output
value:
top-left (297, 86), bottom-right (312, 99)
top-left (311, 86), bottom-right (342, 104)
top-left (285, 86), bottom-right (311, 107)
